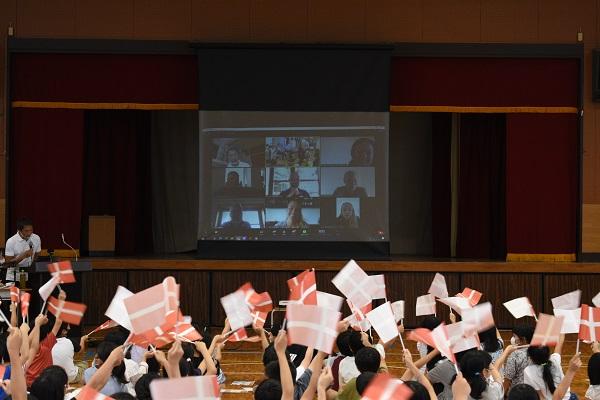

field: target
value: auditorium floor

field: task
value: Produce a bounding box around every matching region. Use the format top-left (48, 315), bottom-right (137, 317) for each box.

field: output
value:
top-left (218, 332), bottom-right (590, 399)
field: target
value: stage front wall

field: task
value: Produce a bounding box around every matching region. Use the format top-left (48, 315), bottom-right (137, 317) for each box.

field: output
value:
top-left (80, 267), bottom-right (598, 329)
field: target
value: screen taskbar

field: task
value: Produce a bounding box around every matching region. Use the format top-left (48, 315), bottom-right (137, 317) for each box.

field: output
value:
top-left (200, 228), bottom-right (387, 241)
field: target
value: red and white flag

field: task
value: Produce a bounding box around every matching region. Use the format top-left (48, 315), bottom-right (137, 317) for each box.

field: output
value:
top-left (461, 302), bottom-right (495, 335)
top-left (48, 296), bottom-right (87, 325)
top-left (78, 385), bottom-right (115, 400)
top-left (431, 323), bottom-right (456, 363)
top-left (105, 286), bottom-right (134, 331)
top-left (286, 303), bottom-right (341, 354)
top-left (531, 313), bottom-right (564, 346)
top-left (446, 322), bottom-right (480, 353)
top-left (553, 308), bottom-right (581, 334)
top-left (170, 316), bottom-right (202, 343)
top-left (593, 292), bottom-right (600, 308)
top-left (239, 283), bottom-right (273, 313)
top-left (332, 260), bottom-right (378, 308)
top-left (226, 327), bottom-right (261, 343)
top-left (361, 373), bottom-right (412, 400)
top-left (251, 311), bottom-right (268, 329)
top-left (504, 297), bottom-right (536, 319)
top-left (457, 288), bottom-right (483, 306)
top-left (392, 300), bottom-right (405, 323)
top-left (123, 277), bottom-right (179, 334)
top-left (369, 274), bottom-right (387, 300)
top-left (39, 275), bottom-right (60, 301)
top-left (579, 304), bottom-right (600, 342)
top-left (150, 375), bottom-right (220, 400)
top-left (346, 299), bottom-right (372, 331)
top-left (221, 289), bottom-right (254, 331)
top-left (428, 273), bottom-right (448, 299)
top-left (407, 328), bottom-right (435, 348)
top-left (20, 292), bottom-right (30, 318)
top-left (317, 291), bottom-right (344, 312)
top-left (89, 320), bottom-right (118, 335)
top-left (551, 290), bottom-right (581, 311)
top-left (416, 294), bottom-right (436, 316)
top-left (9, 287), bottom-right (19, 303)
top-left (366, 302), bottom-right (399, 344)
top-left (47, 261), bottom-right (75, 284)
top-left (438, 297), bottom-right (471, 315)
top-left (288, 269), bottom-right (317, 305)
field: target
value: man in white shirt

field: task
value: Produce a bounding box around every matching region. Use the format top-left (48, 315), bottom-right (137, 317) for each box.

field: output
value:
top-left (4, 217), bottom-right (41, 282)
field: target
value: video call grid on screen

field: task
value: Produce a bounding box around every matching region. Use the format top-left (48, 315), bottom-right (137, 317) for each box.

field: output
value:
top-left (198, 111), bottom-right (389, 242)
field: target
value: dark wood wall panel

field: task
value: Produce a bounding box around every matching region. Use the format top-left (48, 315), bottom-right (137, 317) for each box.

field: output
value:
top-left (461, 273), bottom-right (542, 328)
top-left (127, 270), bottom-right (210, 326)
top-left (543, 274), bottom-right (600, 312)
top-left (82, 270), bottom-right (128, 326)
top-left (209, 271), bottom-right (292, 326)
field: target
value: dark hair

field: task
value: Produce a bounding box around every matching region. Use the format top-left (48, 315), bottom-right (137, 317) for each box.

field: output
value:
top-left (16, 217), bottom-right (33, 231)
top-left (512, 325), bottom-right (535, 344)
top-left (111, 394), bottom-right (135, 400)
top-left (104, 329), bottom-right (129, 346)
top-left (349, 331), bottom-right (366, 354)
top-left (355, 347), bottom-right (380, 373)
top-left (479, 326), bottom-right (501, 353)
top-left (29, 366), bottom-right (68, 400)
top-left (405, 380), bottom-right (431, 400)
top-left (96, 341), bottom-right (128, 385)
top-left (336, 330), bottom-right (353, 357)
top-left (146, 355), bottom-right (161, 374)
top-left (135, 373), bottom-right (161, 400)
top-left (508, 384), bottom-right (539, 400)
top-left (262, 343), bottom-right (291, 366)
top-left (356, 371), bottom-right (377, 395)
top-left (527, 346), bottom-right (555, 394)
top-left (590, 353), bottom-right (600, 385)
top-left (255, 379), bottom-right (282, 400)
top-left (459, 350), bottom-right (492, 400)
top-left (265, 360), bottom-right (297, 382)
top-left (350, 138), bottom-right (375, 161)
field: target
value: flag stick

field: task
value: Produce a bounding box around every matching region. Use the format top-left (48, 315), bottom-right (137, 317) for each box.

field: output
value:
top-left (453, 361), bottom-right (460, 374)
top-left (534, 314), bottom-right (538, 322)
top-left (398, 332), bottom-right (406, 351)
top-left (281, 318), bottom-right (287, 331)
top-left (516, 344), bottom-right (530, 349)
top-left (575, 338), bottom-right (580, 354)
top-left (40, 300), bottom-right (48, 316)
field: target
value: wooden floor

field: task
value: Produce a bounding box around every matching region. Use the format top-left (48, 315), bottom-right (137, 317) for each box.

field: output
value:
top-left (218, 331), bottom-right (591, 399)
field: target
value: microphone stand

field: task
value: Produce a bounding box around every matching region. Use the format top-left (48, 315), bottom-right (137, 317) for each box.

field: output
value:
top-left (61, 234), bottom-right (78, 261)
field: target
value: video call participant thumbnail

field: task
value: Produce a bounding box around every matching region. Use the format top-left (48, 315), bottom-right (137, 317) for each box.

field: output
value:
top-left (280, 170), bottom-right (310, 198)
top-left (349, 138), bottom-right (375, 166)
top-left (274, 199), bottom-right (309, 229)
top-left (337, 201), bottom-right (359, 228)
top-left (332, 170), bottom-right (367, 197)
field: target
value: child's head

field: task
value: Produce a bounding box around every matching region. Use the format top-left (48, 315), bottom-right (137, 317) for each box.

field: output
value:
top-left (355, 347), bottom-right (381, 373)
top-left (511, 325), bottom-right (534, 345)
top-left (356, 372), bottom-right (377, 396)
top-left (30, 365), bottom-right (68, 400)
top-left (336, 330), bottom-right (353, 357)
top-left (348, 331), bottom-right (366, 354)
top-left (508, 384), bottom-right (539, 400)
top-left (478, 326), bottom-right (500, 353)
top-left (527, 346), bottom-right (555, 394)
top-left (134, 373), bottom-right (161, 400)
top-left (255, 379), bottom-right (282, 400)
top-left (405, 380), bottom-right (431, 400)
top-left (265, 359), bottom-right (297, 382)
top-left (96, 341), bottom-right (128, 384)
top-left (589, 353), bottom-right (600, 385)
top-left (459, 350), bottom-right (492, 400)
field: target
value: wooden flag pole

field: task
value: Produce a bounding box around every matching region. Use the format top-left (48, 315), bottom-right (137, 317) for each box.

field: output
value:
top-left (575, 338), bottom-right (580, 354)
top-left (398, 331), bottom-right (406, 351)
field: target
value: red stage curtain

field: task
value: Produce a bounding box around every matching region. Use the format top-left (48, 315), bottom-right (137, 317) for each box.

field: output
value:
top-left (431, 113), bottom-right (452, 257)
top-left (506, 114), bottom-right (577, 255)
top-left (456, 114), bottom-right (506, 259)
top-left (82, 110), bottom-right (153, 256)
top-left (10, 108), bottom-right (84, 249)
top-left (11, 54), bottom-right (197, 104)
top-left (390, 58), bottom-right (578, 107)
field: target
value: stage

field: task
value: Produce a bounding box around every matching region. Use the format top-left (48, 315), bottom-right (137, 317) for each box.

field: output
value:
top-left (71, 256), bottom-right (600, 330)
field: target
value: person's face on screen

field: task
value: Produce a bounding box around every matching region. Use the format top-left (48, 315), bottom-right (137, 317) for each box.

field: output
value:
top-left (343, 171), bottom-right (357, 189)
top-left (230, 205), bottom-right (243, 222)
top-left (287, 200), bottom-right (301, 218)
top-left (352, 140), bottom-right (374, 165)
top-left (341, 203), bottom-right (354, 219)
top-left (289, 172), bottom-right (300, 188)
top-left (227, 149), bottom-right (240, 165)
top-left (226, 172), bottom-right (240, 187)
top-left (19, 225), bottom-right (33, 239)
